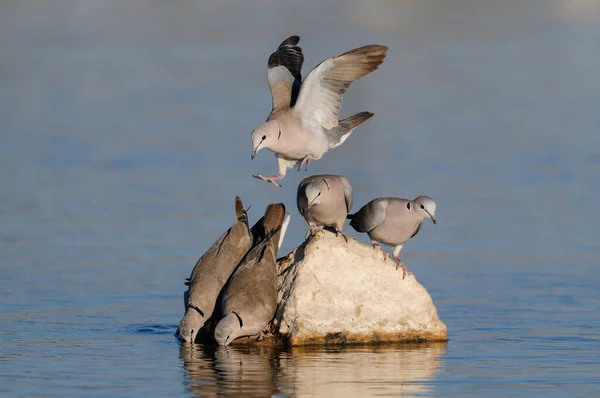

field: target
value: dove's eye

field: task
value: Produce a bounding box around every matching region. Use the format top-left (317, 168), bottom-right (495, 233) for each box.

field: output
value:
top-left (262, 135), bottom-right (266, 140)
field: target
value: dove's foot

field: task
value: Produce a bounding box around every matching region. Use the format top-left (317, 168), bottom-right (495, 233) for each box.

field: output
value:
top-left (372, 242), bottom-right (390, 261)
top-left (393, 256), bottom-right (411, 280)
top-left (334, 228), bottom-right (354, 243)
top-left (306, 225), bottom-right (324, 239)
top-left (297, 156), bottom-right (312, 171)
top-left (252, 173), bottom-right (282, 187)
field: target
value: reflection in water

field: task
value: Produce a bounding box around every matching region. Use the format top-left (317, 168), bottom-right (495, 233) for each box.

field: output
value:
top-left (180, 343), bottom-right (446, 397)
top-left (281, 343), bottom-right (447, 397)
top-left (180, 344), bottom-right (281, 397)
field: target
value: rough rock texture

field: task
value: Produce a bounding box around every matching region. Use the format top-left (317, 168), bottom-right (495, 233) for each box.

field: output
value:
top-left (273, 231), bottom-right (447, 345)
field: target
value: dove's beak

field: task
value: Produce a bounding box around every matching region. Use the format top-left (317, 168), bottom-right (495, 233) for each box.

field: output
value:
top-left (423, 209), bottom-right (436, 225)
top-left (251, 143), bottom-right (262, 160)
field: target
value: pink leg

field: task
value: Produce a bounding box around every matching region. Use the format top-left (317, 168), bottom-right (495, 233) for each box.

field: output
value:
top-left (393, 256), bottom-right (411, 280)
top-left (297, 156), bottom-right (312, 171)
top-left (252, 173), bottom-right (282, 187)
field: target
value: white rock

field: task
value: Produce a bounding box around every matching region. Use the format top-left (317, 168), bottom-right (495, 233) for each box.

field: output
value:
top-left (273, 231), bottom-right (447, 345)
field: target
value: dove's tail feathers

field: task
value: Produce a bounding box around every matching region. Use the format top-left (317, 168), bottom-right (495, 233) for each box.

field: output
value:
top-left (235, 196), bottom-right (249, 227)
top-left (278, 214), bottom-right (291, 253)
top-left (328, 111), bottom-right (374, 148)
top-left (263, 203), bottom-right (287, 256)
top-left (347, 213), bottom-right (360, 231)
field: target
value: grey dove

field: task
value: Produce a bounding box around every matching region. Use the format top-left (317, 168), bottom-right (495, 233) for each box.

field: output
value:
top-left (297, 174), bottom-right (353, 241)
top-left (214, 203), bottom-right (290, 346)
top-left (251, 35), bottom-right (387, 186)
top-left (347, 196), bottom-right (437, 279)
top-left (177, 196), bottom-right (253, 343)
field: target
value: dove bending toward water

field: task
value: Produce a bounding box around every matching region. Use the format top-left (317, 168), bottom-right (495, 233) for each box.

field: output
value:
top-left (177, 197), bottom-right (253, 343)
top-left (347, 196), bottom-right (437, 279)
top-left (297, 174), bottom-right (353, 241)
top-left (251, 36), bottom-right (387, 186)
top-left (214, 203), bottom-right (290, 346)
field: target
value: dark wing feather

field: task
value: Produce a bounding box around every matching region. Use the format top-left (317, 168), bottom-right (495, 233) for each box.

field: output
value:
top-left (268, 35), bottom-right (304, 82)
top-left (267, 36), bottom-right (304, 109)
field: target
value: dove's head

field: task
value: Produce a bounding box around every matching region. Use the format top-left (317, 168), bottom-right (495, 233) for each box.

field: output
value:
top-left (177, 307), bottom-right (204, 343)
top-left (251, 120), bottom-right (280, 159)
top-left (214, 312), bottom-right (243, 346)
top-left (413, 196), bottom-right (437, 224)
top-left (305, 178), bottom-right (331, 209)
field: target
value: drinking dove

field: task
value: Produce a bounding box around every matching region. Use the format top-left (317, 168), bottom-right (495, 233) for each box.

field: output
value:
top-left (177, 196), bottom-right (253, 343)
top-left (214, 203), bottom-right (290, 346)
top-left (251, 35), bottom-right (387, 186)
top-left (297, 174), bottom-right (353, 241)
top-left (347, 196), bottom-right (437, 279)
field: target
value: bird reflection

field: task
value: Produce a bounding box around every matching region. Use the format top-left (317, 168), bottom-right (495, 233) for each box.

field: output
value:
top-left (179, 342), bottom-right (446, 397)
top-left (179, 343), bottom-right (282, 398)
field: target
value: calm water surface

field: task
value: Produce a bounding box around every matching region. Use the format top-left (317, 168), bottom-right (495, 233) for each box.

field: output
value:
top-left (1, 0), bottom-right (600, 396)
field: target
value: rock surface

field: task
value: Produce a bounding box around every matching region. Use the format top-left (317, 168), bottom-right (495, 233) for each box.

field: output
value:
top-left (272, 231), bottom-right (447, 345)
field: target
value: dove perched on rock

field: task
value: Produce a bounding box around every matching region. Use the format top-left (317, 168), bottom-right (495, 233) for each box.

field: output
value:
top-left (347, 196), bottom-right (437, 279)
top-left (297, 174), bottom-right (353, 241)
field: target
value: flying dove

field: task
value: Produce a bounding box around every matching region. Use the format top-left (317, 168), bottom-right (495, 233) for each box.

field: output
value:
top-left (251, 35), bottom-right (387, 186)
top-left (347, 196), bottom-right (437, 279)
top-left (214, 203), bottom-right (290, 346)
top-left (297, 174), bottom-right (353, 241)
top-left (177, 196), bottom-right (253, 343)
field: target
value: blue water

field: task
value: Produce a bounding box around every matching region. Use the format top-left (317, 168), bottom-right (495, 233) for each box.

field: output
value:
top-left (1, 0), bottom-right (600, 396)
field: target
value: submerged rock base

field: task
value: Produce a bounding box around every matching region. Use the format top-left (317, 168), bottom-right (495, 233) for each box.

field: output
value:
top-left (272, 231), bottom-right (447, 346)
